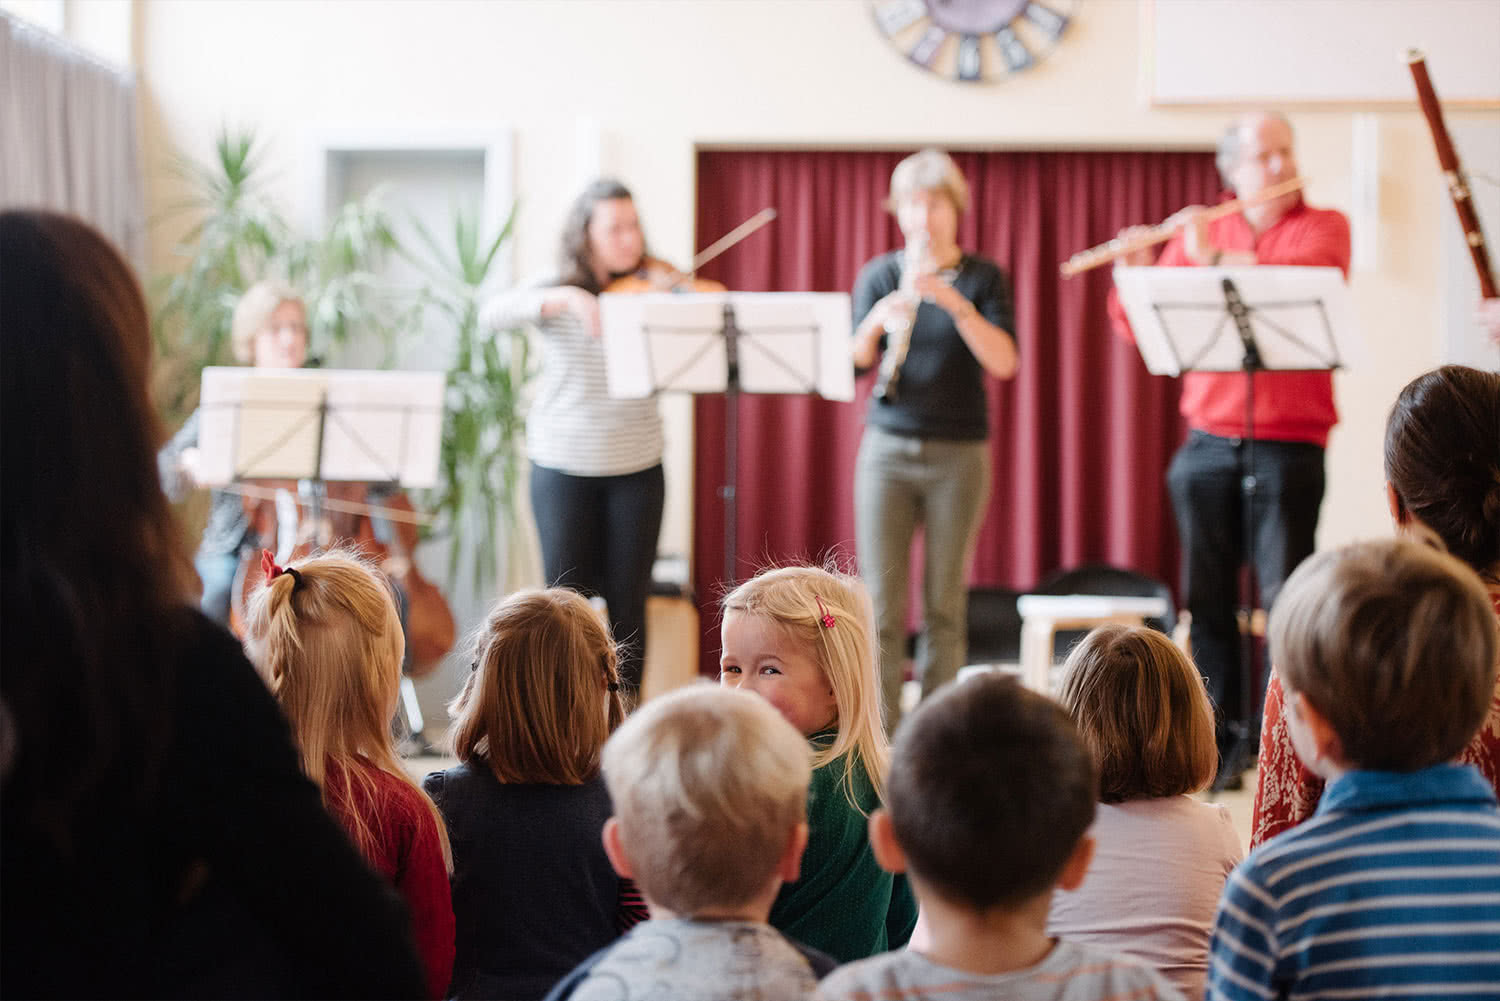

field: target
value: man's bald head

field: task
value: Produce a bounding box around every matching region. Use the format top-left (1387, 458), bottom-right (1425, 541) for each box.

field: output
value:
top-left (1216, 112), bottom-right (1294, 188)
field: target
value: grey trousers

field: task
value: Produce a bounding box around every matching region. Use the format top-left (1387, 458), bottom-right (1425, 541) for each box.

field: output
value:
top-left (854, 426), bottom-right (992, 727)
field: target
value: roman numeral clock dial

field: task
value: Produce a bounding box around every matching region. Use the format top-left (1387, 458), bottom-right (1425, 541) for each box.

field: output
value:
top-left (871, 0), bottom-right (1078, 83)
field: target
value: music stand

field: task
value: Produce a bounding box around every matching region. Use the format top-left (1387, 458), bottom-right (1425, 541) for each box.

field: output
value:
top-left (600, 291), bottom-right (854, 584)
top-left (1113, 265), bottom-right (1363, 789)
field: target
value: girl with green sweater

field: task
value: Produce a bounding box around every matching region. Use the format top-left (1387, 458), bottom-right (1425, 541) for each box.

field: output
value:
top-left (720, 564), bottom-right (918, 962)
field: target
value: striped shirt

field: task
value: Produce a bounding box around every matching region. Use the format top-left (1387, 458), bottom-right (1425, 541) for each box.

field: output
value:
top-left (1208, 764), bottom-right (1500, 1000)
top-left (481, 285), bottom-right (663, 477)
top-left (814, 940), bottom-right (1185, 1001)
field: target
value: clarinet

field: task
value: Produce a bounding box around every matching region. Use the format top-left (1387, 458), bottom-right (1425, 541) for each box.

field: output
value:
top-left (1407, 49), bottom-right (1497, 298)
top-left (873, 233), bottom-right (933, 403)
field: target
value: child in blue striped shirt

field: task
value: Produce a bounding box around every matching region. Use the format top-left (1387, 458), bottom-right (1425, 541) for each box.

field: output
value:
top-left (1207, 538), bottom-right (1500, 1001)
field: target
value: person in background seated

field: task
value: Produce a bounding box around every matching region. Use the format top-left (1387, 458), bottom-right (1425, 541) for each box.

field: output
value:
top-left (425, 589), bottom-right (640, 1001)
top-left (0, 209), bottom-right (425, 999)
top-left (243, 549), bottom-right (455, 999)
top-left (1208, 538), bottom-right (1500, 998)
top-left (1107, 113), bottom-right (1351, 787)
top-left (1049, 625), bottom-right (1242, 999)
top-left (158, 279), bottom-right (308, 624)
top-left (815, 674), bottom-right (1183, 1001)
top-left (546, 685), bottom-right (831, 1001)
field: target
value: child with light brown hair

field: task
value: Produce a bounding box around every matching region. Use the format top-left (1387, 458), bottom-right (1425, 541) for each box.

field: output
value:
top-left (244, 548), bottom-right (454, 999)
top-left (423, 588), bottom-right (636, 1001)
top-left (1048, 625), bottom-right (1242, 999)
top-left (546, 685), bottom-right (831, 1000)
top-left (719, 564), bottom-right (918, 962)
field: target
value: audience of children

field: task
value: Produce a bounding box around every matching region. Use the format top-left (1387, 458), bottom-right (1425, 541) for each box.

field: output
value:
top-left (243, 548), bottom-right (455, 999)
top-left (817, 673), bottom-right (1185, 1000)
top-left (1208, 537), bottom-right (1500, 998)
top-left (1252, 364), bottom-right (1500, 847)
top-left (0, 210), bottom-right (426, 999)
top-left (12, 207), bottom-right (1500, 1001)
top-left (719, 564), bottom-right (919, 962)
top-left (422, 588), bottom-right (641, 1001)
top-left (1049, 625), bottom-right (1243, 998)
top-left (546, 684), bottom-right (835, 1000)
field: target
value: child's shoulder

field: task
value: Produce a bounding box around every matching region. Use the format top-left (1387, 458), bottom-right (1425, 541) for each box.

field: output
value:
top-left (816, 942), bottom-right (1183, 1001)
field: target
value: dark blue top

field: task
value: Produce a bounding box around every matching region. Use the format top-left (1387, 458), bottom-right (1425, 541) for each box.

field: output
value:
top-left (423, 763), bottom-right (621, 1001)
top-left (852, 251), bottom-right (1014, 441)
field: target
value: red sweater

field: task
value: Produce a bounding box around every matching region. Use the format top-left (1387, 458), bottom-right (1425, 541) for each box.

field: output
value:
top-left (327, 759), bottom-right (456, 999)
top-left (1250, 592), bottom-right (1500, 849)
top-left (1107, 198), bottom-right (1351, 446)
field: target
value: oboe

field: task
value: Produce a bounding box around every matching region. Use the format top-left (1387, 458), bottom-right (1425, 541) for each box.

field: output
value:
top-left (1407, 49), bottom-right (1497, 298)
top-left (873, 233), bottom-right (934, 403)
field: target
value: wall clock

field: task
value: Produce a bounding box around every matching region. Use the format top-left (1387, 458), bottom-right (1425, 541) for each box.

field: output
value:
top-left (870, 0), bottom-right (1080, 82)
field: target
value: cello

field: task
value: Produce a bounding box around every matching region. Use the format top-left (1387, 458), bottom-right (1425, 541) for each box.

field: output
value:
top-left (228, 480), bottom-right (456, 678)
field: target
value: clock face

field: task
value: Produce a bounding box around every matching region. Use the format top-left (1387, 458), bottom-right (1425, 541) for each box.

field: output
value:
top-left (870, 0), bottom-right (1080, 83)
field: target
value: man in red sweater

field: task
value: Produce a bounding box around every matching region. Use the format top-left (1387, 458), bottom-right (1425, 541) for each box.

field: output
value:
top-left (1107, 112), bottom-right (1351, 788)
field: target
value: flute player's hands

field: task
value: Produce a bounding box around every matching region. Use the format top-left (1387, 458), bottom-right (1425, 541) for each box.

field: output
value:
top-left (1114, 225), bottom-right (1159, 267)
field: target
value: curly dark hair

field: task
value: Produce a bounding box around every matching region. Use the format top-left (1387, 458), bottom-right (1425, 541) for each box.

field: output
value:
top-left (557, 178), bottom-right (641, 294)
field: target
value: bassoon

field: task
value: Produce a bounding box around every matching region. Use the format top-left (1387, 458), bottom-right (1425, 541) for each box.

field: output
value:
top-left (1407, 49), bottom-right (1497, 299)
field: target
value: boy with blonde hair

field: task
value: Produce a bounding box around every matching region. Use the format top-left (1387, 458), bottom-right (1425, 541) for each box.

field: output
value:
top-left (544, 685), bottom-right (833, 1001)
top-left (1208, 538), bottom-right (1500, 999)
top-left (817, 674), bottom-right (1184, 1000)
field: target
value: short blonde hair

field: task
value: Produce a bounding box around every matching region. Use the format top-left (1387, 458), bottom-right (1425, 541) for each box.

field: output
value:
top-left (1057, 625), bottom-right (1217, 802)
top-left (887, 149), bottom-right (970, 216)
top-left (447, 588), bottom-right (625, 785)
top-left (1271, 538), bottom-right (1499, 771)
top-left (231, 278), bottom-right (302, 363)
top-left (603, 685), bottom-right (811, 915)
top-left (244, 548), bottom-right (450, 868)
top-left (722, 563), bottom-right (891, 809)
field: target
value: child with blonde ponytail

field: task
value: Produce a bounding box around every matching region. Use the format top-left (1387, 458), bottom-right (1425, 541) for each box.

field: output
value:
top-left (245, 548), bottom-right (454, 999)
top-left (719, 563), bottom-right (918, 962)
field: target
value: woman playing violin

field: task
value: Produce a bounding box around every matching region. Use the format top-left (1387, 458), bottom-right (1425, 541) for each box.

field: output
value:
top-left (480, 179), bottom-right (666, 696)
top-left (159, 279), bottom-right (309, 624)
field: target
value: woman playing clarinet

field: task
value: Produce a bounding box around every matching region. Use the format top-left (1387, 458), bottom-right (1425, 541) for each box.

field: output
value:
top-left (850, 150), bottom-right (1018, 726)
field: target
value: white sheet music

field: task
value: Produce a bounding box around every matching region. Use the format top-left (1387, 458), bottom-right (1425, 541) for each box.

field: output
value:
top-left (599, 291), bottom-right (855, 402)
top-left (1113, 266), bottom-right (1365, 376)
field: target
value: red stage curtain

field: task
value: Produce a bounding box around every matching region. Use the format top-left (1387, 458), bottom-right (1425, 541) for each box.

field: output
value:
top-left (691, 149), bottom-right (1222, 671)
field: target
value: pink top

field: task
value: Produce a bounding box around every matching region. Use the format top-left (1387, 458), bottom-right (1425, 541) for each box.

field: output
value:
top-left (1047, 795), bottom-right (1243, 1001)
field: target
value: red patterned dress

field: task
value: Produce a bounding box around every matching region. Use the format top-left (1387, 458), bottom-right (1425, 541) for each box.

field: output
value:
top-left (1250, 591), bottom-right (1500, 848)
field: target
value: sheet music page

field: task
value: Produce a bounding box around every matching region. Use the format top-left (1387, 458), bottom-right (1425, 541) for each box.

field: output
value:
top-left (197, 367), bottom-right (325, 484)
top-left (323, 370), bottom-right (446, 487)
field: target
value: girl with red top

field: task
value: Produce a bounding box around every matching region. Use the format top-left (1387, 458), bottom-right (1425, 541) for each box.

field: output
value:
top-left (1252, 365), bottom-right (1500, 848)
top-left (245, 549), bottom-right (455, 998)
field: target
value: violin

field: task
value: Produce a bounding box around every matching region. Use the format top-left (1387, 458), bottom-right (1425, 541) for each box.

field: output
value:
top-left (228, 480), bottom-right (456, 678)
top-left (603, 207), bottom-right (777, 296)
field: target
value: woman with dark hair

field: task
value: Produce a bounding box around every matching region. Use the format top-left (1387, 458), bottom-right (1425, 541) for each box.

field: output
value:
top-left (480, 179), bottom-right (665, 694)
top-left (1251, 364), bottom-right (1500, 848)
top-left (0, 209), bottom-right (425, 998)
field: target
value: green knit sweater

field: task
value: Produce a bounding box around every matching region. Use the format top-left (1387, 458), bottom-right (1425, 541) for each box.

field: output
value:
top-left (768, 729), bottom-right (918, 963)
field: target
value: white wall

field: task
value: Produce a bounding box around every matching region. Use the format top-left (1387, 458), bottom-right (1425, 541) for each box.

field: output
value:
top-left (135, 0), bottom-right (1499, 580)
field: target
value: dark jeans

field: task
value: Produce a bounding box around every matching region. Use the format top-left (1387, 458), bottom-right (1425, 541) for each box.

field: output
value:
top-left (530, 462), bottom-right (665, 692)
top-left (1168, 430), bottom-right (1324, 764)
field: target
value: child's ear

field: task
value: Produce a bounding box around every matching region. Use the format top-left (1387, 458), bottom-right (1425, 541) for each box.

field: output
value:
top-left (1056, 834), bottom-right (1094, 892)
top-left (867, 808), bottom-right (907, 875)
top-left (778, 821), bottom-right (810, 883)
top-left (1296, 693), bottom-right (1347, 767)
top-left (1386, 481), bottom-right (1409, 526)
top-left (601, 817), bottom-right (634, 880)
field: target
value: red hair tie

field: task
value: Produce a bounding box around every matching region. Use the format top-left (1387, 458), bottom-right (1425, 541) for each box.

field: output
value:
top-left (814, 595), bottom-right (836, 629)
top-left (261, 549), bottom-right (302, 590)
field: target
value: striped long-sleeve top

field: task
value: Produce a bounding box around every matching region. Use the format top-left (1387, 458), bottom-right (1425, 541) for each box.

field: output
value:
top-left (1208, 764), bottom-right (1500, 1000)
top-left (481, 285), bottom-right (663, 478)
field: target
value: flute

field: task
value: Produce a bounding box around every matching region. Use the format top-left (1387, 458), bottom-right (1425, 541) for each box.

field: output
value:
top-left (1058, 177), bottom-right (1307, 278)
top-left (1407, 49), bottom-right (1497, 299)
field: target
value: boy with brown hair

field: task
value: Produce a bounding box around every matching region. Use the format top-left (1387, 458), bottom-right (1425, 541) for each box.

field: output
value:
top-left (1208, 538), bottom-right (1500, 1000)
top-left (816, 674), bottom-right (1183, 1000)
top-left (545, 684), bottom-right (831, 1001)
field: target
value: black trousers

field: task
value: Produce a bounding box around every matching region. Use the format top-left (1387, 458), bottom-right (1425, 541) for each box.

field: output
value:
top-left (529, 462), bottom-right (665, 692)
top-left (1167, 430), bottom-right (1325, 761)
